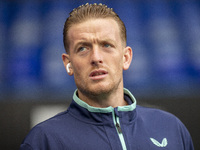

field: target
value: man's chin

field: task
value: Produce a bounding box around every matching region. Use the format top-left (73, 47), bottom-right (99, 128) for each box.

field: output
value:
top-left (80, 85), bottom-right (113, 98)
top-left (77, 79), bottom-right (122, 99)
top-left (88, 87), bottom-right (112, 96)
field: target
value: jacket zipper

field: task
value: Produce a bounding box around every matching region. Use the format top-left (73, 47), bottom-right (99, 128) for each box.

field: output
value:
top-left (116, 122), bottom-right (122, 133)
top-left (113, 111), bottom-right (127, 150)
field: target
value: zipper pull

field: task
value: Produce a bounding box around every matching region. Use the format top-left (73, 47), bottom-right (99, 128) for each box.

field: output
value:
top-left (116, 122), bottom-right (122, 133)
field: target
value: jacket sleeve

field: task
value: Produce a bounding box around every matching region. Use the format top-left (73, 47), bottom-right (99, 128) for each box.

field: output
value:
top-left (19, 125), bottom-right (61, 150)
top-left (20, 143), bottom-right (33, 150)
top-left (176, 118), bottom-right (194, 150)
top-left (19, 126), bottom-right (47, 150)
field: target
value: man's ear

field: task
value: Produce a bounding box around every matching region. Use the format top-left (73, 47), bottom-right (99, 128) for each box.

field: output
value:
top-left (62, 53), bottom-right (73, 75)
top-left (123, 46), bottom-right (133, 70)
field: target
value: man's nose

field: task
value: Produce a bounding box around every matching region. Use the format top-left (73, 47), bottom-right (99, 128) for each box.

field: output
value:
top-left (90, 46), bottom-right (103, 66)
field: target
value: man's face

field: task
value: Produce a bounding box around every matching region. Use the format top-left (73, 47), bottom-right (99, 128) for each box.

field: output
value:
top-left (63, 18), bottom-right (132, 97)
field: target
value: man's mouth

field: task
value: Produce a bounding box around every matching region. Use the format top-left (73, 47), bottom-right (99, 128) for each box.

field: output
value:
top-left (89, 69), bottom-right (108, 80)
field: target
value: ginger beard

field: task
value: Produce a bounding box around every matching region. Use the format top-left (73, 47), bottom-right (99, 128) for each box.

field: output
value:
top-left (73, 63), bottom-right (124, 99)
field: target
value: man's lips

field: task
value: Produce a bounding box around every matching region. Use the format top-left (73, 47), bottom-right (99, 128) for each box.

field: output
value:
top-left (89, 69), bottom-right (108, 80)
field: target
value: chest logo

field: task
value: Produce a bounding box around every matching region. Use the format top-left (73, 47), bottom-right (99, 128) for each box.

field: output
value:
top-left (150, 138), bottom-right (168, 147)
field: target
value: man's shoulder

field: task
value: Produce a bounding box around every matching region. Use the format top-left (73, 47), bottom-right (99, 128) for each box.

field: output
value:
top-left (137, 105), bottom-right (174, 115)
top-left (135, 105), bottom-right (190, 135)
top-left (22, 110), bottom-right (71, 142)
top-left (28, 110), bottom-right (70, 134)
top-left (20, 110), bottom-right (72, 149)
top-left (136, 105), bottom-right (180, 123)
top-left (41, 109), bottom-right (70, 124)
top-left (135, 105), bottom-right (194, 149)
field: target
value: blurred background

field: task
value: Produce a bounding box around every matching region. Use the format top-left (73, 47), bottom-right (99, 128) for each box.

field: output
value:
top-left (0, 0), bottom-right (199, 149)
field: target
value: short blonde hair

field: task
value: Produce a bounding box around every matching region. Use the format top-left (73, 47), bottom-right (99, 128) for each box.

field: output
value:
top-left (63, 3), bottom-right (127, 53)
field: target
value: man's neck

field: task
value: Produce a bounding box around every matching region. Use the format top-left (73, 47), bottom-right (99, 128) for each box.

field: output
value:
top-left (77, 87), bottom-right (128, 108)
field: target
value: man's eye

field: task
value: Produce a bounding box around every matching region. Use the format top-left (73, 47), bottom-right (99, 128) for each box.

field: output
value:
top-left (78, 47), bottom-right (86, 52)
top-left (103, 44), bottom-right (111, 48)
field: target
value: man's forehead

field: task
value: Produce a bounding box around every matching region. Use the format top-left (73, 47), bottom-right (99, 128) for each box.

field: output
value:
top-left (69, 18), bottom-right (119, 32)
top-left (68, 18), bottom-right (120, 39)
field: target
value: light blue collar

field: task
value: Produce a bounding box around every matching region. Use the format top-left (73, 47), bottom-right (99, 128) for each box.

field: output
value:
top-left (73, 88), bottom-right (137, 113)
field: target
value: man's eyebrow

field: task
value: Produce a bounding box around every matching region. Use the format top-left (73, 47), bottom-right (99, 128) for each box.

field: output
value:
top-left (73, 41), bottom-right (92, 51)
top-left (99, 39), bottom-right (117, 46)
top-left (74, 38), bottom-right (116, 48)
top-left (95, 37), bottom-right (114, 43)
top-left (75, 41), bottom-right (92, 46)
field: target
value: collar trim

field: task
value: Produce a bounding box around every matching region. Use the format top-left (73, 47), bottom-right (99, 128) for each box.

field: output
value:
top-left (73, 88), bottom-right (137, 113)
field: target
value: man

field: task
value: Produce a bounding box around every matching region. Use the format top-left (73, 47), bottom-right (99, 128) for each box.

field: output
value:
top-left (20, 3), bottom-right (194, 150)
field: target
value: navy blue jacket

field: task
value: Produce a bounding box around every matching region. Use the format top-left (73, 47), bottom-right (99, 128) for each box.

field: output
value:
top-left (20, 89), bottom-right (194, 150)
